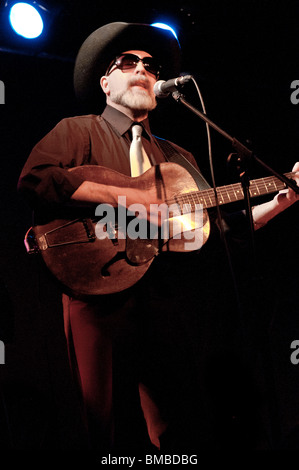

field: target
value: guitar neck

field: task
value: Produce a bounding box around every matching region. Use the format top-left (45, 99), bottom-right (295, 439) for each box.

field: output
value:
top-left (171, 172), bottom-right (294, 210)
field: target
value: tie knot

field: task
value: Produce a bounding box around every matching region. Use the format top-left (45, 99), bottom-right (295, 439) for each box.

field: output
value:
top-left (131, 124), bottom-right (143, 140)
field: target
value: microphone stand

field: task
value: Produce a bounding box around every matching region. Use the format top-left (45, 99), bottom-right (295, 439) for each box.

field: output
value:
top-left (171, 90), bottom-right (299, 279)
top-left (171, 91), bottom-right (299, 448)
top-left (171, 91), bottom-right (299, 194)
top-left (172, 91), bottom-right (299, 270)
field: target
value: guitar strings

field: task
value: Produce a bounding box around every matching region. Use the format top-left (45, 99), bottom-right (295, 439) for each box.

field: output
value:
top-left (164, 172), bottom-right (293, 210)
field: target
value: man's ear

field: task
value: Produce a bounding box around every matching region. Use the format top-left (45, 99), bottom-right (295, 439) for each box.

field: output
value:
top-left (100, 76), bottom-right (109, 95)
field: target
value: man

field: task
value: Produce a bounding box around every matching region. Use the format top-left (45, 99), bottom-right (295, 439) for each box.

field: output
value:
top-left (18, 22), bottom-right (298, 451)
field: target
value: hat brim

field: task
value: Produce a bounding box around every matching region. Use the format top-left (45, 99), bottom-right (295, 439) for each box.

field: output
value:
top-left (73, 22), bottom-right (181, 111)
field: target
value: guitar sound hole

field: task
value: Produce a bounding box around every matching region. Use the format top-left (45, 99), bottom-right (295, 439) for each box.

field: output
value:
top-left (101, 267), bottom-right (111, 277)
top-left (100, 252), bottom-right (126, 278)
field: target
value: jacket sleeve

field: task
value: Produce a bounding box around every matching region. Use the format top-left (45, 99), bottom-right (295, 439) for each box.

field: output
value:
top-left (17, 118), bottom-right (89, 209)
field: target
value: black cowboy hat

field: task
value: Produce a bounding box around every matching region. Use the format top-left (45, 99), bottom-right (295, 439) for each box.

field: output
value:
top-left (73, 22), bottom-right (181, 111)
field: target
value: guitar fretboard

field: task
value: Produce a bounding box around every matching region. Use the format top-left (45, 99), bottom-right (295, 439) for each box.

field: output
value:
top-left (167, 172), bottom-right (293, 210)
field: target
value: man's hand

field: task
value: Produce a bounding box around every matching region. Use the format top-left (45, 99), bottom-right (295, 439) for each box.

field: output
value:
top-left (252, 161), bottom-right (299, 229)
top-left (275, 161), bottom-right (299, 206)
top-left (120, 186), bottom-right (168, 227)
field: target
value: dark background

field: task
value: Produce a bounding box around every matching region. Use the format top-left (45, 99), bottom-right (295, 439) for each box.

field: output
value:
top-left (0, 0), bottom-right (298, 455)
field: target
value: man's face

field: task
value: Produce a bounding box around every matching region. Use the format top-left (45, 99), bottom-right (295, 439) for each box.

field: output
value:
top-left (101, 50), bottom-right (158, 113)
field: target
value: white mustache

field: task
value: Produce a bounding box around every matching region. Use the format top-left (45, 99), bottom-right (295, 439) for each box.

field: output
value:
top-left (128, 76), bottom-right (150, 89)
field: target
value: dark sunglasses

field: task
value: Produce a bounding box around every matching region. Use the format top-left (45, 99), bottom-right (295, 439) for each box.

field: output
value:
top-left (107, 53), bottom-right (162, 79)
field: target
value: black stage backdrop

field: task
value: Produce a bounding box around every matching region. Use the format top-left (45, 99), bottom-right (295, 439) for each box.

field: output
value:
top-left (0, 0), bottom-right (298, 458)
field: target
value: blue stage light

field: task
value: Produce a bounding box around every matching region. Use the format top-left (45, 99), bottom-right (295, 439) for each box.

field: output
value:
top-left (151, 22), bottom-right (178, 40)
top-left (9, 2), bottom-right (44, 39)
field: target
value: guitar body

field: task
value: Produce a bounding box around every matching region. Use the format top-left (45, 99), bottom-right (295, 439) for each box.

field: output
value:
top-left (27, 163), bottom-right (210, 296)
top-left (31, 218), bottom-right (154, 296)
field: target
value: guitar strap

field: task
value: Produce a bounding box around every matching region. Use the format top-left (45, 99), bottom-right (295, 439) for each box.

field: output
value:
top-left (154, 136), bottom-right (211, 191)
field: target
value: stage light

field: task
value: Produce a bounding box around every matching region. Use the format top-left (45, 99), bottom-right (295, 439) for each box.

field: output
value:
top-left (151, 22), bottom-right (178, 40)
top-left (9, 2), bottom-right (44, 39)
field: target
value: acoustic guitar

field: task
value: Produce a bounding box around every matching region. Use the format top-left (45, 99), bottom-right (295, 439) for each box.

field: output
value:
top-left (24, 163), bottom-right (293, 296)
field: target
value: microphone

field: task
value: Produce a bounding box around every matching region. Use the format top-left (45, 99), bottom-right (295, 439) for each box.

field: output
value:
top-left (154, 75), bottom-right (193, 98)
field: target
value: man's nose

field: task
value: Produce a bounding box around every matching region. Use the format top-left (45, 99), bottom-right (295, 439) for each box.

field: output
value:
top-left (134, 60), bottom-right (146, 75)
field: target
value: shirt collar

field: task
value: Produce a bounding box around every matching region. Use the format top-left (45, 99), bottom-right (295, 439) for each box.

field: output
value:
top-left (101, 105), bottom-right (153, 141)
